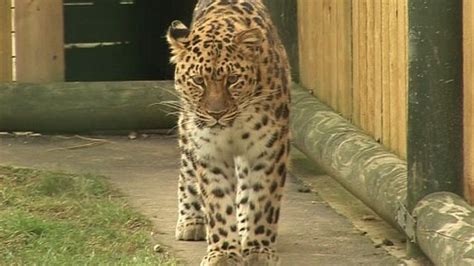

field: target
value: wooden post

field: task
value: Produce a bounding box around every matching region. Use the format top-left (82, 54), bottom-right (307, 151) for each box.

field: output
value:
top-left (15, 0), bottom-right (64, 82)
top-left (407, 0), bottom-right (463, 256)
top-left (0, 0), bottom-right (12, 81)
top-left (464, 0), bottom-right (474, 205)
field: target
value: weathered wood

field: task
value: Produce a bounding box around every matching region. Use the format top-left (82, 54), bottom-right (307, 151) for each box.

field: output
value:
top-left (414, 192), bottom-right (474, 265)
top-left (407, 0), bottom-right (463, 256)
top-left (397, 0), bottom-right (407, 157)
top-left (464, 0), bottom-right (474, 204)
top-left (407, 0), bottom-right (463, 209)
top-left (15, 0), bottom-right (64, 82)
top-left (290, 83), bottom-right (407, 229)
top-left (0, 0), bottom-right (12, 81)
top-left (290, 83), bottom-right (474, 265)
top-left (336, 0), bottom-right (352, 119)
top-left (298, 0), bottom-right (352, 117)
top-left (0, 81), bottom-right (177, 133)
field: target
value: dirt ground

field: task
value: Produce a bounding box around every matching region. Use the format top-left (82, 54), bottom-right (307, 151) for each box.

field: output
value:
top-left (0, 134), bottom-right (416, 265)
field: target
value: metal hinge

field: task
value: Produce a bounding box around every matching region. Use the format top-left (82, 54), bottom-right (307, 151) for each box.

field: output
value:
top-left (396, 201), bottom-right (417, 243)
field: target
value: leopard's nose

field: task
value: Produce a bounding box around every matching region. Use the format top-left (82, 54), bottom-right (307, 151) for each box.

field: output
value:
top-left (207, 109), bottom-right (227, 120)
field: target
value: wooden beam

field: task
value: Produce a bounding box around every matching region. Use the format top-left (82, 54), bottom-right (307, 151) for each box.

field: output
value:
top-left (0, 0), bottom-right (12, 81)
top-left (407, 3), bottom-right (464, 256)
top-left (464, 0), bottom-right (474, 205)
top-left (0, 81), bottom-right (177, 133)
top-left (15, 0), bottom-right (64, 82)
top-left (407, 0), bottom-right (463, 208)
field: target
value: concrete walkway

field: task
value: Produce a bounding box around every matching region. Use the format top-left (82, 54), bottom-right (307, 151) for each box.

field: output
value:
top-left (0, 134), bottom-right (404, 265)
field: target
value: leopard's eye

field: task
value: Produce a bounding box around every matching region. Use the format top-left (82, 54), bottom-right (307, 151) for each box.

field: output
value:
top-left (191, 76), bottom-right (205, 86)
top-left (227, 75), bottom-right (239, 85)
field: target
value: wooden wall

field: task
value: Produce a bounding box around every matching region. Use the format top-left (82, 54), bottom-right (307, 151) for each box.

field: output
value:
top-left (464, 1), bottom-right (474, 204)
top-left (15, 0), bottom-right (64, 82)
top-left (298, 0), bottom-right (352, 119)
top-left (297, 0), bottom-right (407, 158)
top-left (0, 0), bottom-right (12, 81)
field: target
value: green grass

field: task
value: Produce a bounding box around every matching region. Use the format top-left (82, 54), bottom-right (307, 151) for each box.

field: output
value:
top-left (0, 166), bottom-right (176, 265)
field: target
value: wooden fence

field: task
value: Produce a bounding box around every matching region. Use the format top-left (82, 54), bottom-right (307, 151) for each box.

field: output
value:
top-left (298, 0), bottom-right (407, 158)
top-left (297, 0), bottom-right (474, 203)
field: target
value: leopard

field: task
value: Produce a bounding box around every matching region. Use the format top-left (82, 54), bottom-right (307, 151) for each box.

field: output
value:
top-left (166, 0), bottom-right (290, 265)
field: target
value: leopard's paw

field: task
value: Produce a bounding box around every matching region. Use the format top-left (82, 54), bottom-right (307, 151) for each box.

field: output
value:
top-left (200, 251), bottom-right (244, 266)
top-left (243, 249), bottom-right (280, 266)
top-left (175, 219), bottom-right (206, 241)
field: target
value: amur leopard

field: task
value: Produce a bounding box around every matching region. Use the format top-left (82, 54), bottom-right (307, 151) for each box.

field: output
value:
top-left (167, 0), bottom-right (290, 265)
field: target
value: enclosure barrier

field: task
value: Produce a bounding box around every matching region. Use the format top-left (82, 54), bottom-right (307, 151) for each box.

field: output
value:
top-left (0, 81), bottom-right (176, 133)
top-left (290, 84), bottom-right (474, 265)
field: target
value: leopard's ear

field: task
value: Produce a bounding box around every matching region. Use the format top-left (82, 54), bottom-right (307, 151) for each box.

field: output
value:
top-left (234, 28), bottom-right (263, 57)
top-left (167, 20), bottom-right (190, 63)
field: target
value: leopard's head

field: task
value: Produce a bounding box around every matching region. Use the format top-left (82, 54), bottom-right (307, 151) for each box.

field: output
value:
top-left (167, 19), bottom-right (263, 128)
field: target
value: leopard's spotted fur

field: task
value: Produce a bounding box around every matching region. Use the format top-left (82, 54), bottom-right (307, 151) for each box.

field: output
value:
top-left (167, 0), bottom-right (290, 265)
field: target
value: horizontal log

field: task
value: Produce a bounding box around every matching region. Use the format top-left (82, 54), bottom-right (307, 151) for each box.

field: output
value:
top-left (290, 83), bottom-right (407, 228)
top-left (414, 192), bottom-right (474, 265)
top-left (290, 83), bottom-right (474, 264)
top-left (0, 81), bottom-right (177, 133)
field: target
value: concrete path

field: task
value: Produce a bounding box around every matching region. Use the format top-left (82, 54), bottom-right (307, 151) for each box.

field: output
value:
top-left (0, 134), bottom-right (403, 265)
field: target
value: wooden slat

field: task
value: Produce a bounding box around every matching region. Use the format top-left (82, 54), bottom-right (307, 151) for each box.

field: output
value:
top-left (0, 0), bottom-right (12, 81)
top-left (336, 0), bottom-right (352, 119)
top-left (297, 0), bottom-right (318, 95)
top-left (366, 0), bottom-right (375, 135)
top-left (389, 0), bottom-right (399, 153)
top-left (358, 0), bottom-right (368, 129)
top-left (329, 0), bottom-right (338, 109)
top-left (464, 0), bottom-right (474, 204)
top-left (321, 0), bottom-right (331, 104)
top-left (373, 0), bottom-right (383, 142)
top-left (381, 0), bottom-right (391, 148)
top-left (398, 0), bottom-right (408, 158)
top-left (15, 0), bottom-right (64, 82)
top-left (352, 0), bottom-right (360, 125)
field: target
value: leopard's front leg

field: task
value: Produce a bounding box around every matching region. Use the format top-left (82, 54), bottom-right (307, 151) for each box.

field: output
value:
top-left (237, 130), bottom-right (290, 266)
top-left (197, 153), bottom-right (243, 266)
top-left (176, 116), bottom-right (206, 241)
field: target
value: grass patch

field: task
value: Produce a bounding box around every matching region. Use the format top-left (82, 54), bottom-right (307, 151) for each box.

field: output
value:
top-left (0, 166), bottom-right (176, 265)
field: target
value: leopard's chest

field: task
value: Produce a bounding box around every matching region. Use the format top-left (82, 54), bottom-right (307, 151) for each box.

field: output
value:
top-left (192, 113), bottom-right (270, 162)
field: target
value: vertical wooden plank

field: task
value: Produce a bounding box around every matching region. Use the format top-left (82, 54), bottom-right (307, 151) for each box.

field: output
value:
top-left (382, 0), bottom-right (391, 148)
top-left (398, 0), bottom-right (408, 158)
top-left (329, 0), bottom-right (338, 110)
top-left (15, 0), bottom-right (64, 82)
top-left (464, 0), bottom-right (474, 204)
top-left (337, 0), bottom-right (352, 119)
top-left (366, 0), bottom-right (375, 135)
top-left (352, 0), bottom-right (360, 125)
top-left (358, 0), bottom-right (368, 129)
top-left (0, 0), bottom-right (12, 81)
top-left (389, 0), bottom-right (399, 152)
top-left (314, 0), bottom-right (324, 99)
top-left (298, 0), bottom-right (319, 96)
top-left (373, 0), bottom-right (383, 142)
top-left (320, 0), bottom-right (331, 105)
